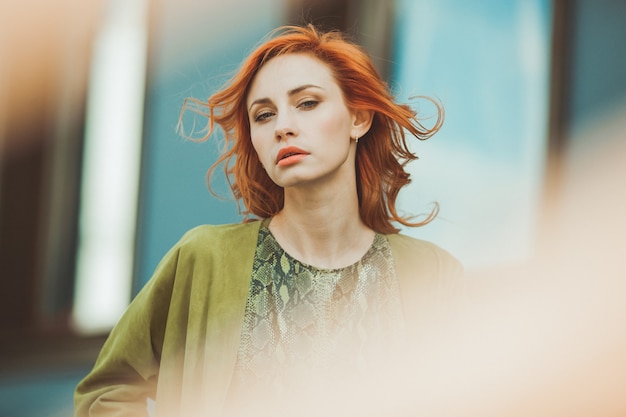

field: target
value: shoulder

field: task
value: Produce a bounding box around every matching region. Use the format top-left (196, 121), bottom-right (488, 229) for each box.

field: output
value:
top-left (146, 221), bottom-right (262, 277)
top-left (386, 232), bottom-right (463, 281)
top-left (387, 233), bottom-right (460, 265)
top-left (174, 220), bottom-right (263, 253)
top-left (142, 221), bottom-right (263, 294)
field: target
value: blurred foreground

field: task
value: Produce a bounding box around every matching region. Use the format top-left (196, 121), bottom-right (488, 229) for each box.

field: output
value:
top-left (229, 110), bottom-right (626, 417)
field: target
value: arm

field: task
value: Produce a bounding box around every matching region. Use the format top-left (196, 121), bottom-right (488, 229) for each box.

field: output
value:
top-left (74, 249), bottom-right (179, 417)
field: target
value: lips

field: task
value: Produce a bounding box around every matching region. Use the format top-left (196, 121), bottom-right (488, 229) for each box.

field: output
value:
top-left (276, 146), bottom-right (309, 165)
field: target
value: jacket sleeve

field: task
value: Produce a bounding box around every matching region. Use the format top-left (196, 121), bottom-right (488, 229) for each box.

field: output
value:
top-left (74, 247), bottom-right (180, 417)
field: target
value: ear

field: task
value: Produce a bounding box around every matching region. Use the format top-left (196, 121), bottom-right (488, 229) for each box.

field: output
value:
top-left (351, 109), bottom-right (374, 138)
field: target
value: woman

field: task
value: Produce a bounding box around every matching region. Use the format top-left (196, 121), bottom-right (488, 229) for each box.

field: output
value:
top-left (74, 24), bottom-right (462, 417)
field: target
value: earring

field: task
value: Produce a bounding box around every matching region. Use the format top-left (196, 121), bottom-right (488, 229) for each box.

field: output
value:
top-left (353, 134), bottom-right (359, 144)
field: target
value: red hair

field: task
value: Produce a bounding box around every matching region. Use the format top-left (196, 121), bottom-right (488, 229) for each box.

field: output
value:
top-left (179, 24), bottom-right (443, 234)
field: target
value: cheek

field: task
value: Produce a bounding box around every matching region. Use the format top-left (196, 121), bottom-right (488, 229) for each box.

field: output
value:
top-left (317, 106), bottom-right (352, 133)
top-left (249, 133), bottom-right (269, 164)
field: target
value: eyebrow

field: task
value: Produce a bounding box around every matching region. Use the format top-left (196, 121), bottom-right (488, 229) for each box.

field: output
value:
top-left (248, 84), bottom-right (324, 111)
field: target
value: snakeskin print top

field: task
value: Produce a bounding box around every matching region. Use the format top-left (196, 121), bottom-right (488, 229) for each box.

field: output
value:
top-left (228, 220), bottom-right (406, 403)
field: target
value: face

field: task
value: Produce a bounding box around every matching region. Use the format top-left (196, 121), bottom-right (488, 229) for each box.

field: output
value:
top-left (246, 53), bottom-right (360, 190)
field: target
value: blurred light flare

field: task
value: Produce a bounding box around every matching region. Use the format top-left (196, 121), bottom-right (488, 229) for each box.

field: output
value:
top-left (72, 0), bottom-right (149, 334)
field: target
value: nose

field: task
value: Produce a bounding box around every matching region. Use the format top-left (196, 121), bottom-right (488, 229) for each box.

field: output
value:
top-left (274, 110), bottom-right (297, 141)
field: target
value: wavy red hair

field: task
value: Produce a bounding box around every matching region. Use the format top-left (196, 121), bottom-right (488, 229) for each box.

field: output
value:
top-left (179, 24), bottom-right (443, 234)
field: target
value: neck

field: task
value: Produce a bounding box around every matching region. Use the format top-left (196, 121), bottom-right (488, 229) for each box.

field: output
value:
top-left (269, 186), bottom-right (375, 269)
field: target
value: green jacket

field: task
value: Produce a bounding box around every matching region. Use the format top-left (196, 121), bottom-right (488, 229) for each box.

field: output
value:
top-left (75, 220), bottom-right (462, 417)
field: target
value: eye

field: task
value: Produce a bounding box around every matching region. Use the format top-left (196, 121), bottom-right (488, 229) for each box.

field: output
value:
top-left (254, 110), bottom-right (274, 123)
top-left (297, 99), bottom-right (318, 110)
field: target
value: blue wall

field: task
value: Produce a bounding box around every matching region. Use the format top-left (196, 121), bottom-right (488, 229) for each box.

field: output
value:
top-left (392, 0), bottom-right (553, 269)
top-left (0, 368), bottom-right (84, 417)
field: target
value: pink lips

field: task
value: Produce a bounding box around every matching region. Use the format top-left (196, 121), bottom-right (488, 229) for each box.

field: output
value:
top-left (276, 146), bottom-right (309, 167)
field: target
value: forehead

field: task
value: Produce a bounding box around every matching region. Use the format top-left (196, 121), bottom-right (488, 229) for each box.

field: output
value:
top-left (247, 53), bottom-right (340, 102)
